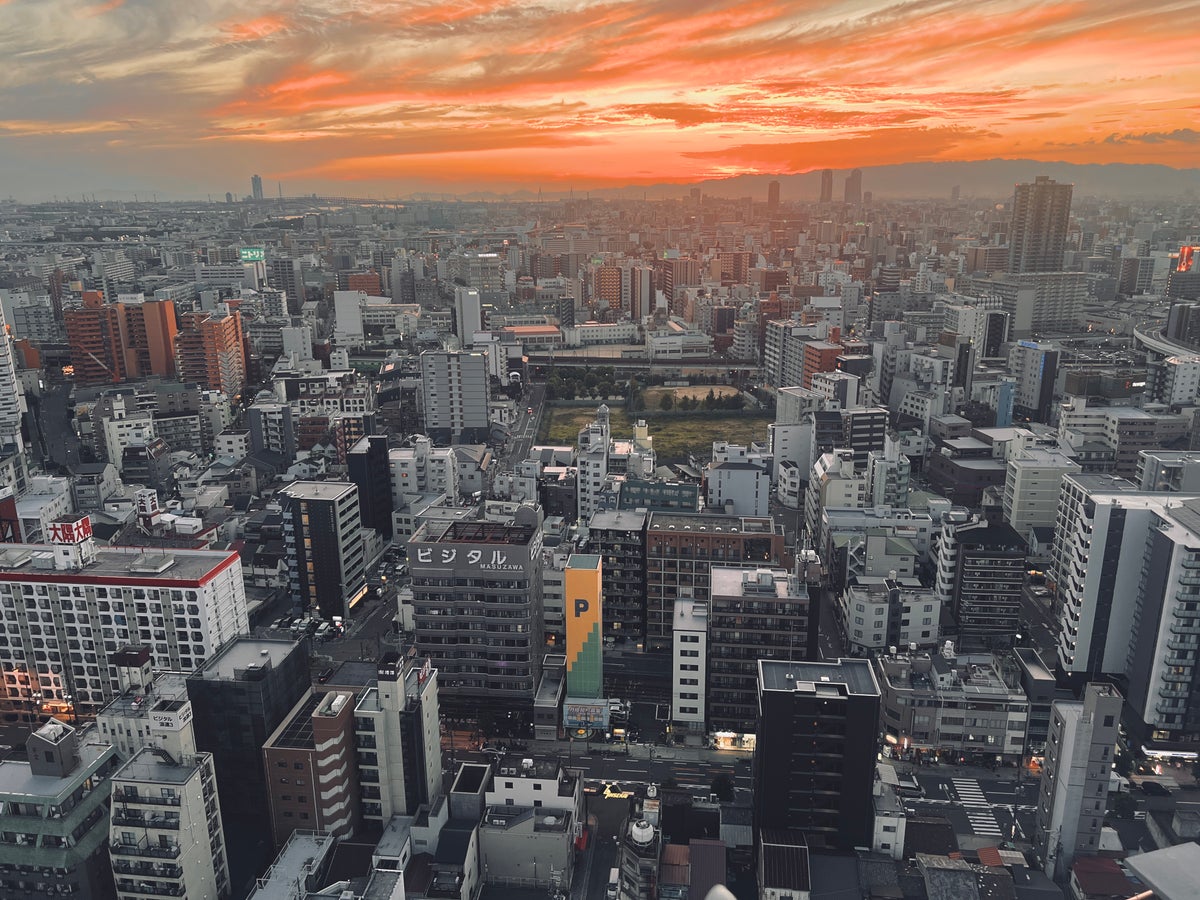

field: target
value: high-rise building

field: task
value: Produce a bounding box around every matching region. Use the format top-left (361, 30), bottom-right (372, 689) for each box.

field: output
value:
top-left (753, 659), bottom-right (881, 850)
top-left (1167, 246), bottom-right (1200, 300)
top-left (353, 652), bottom-right (443, 826)
top-left (109, 746), bottom-right (231, 900)
top-left (410, 521), bottom-right (544, 720)
top-left (671, 599), bottom-right (709, 734)
top-left (767, 180), bottom-right (780, 210)
top-left (1007, 175), bottom-right (1073, 273)
top-left (1048, 477), bottom-right (1200, 752)
top-left (565, 554), bottom-right (603, 700)
top-left (453, 285), bottom-right (482, 344)
top-left (844, 168), bottom-right (862, 204)
top-left (279, 481), bottom-right (368, 619)
top-left (1034, 684), bottom-right (1122, 879)
top-left (174, 309), bottom-right (246, 397)
top-left (263, 689), bottom-right (360, 845)
top-left (0, 722), bottom-right (120, 900)
top-left (119, 296), bottom-right (178, 378)
top-left (65, 290), bottom-right (128, 384)
top-left (0, 301), bottom-right (26, 443)
top-left (819, 169), bottom-right (833, 204)
top-left (347, 434), bottom-right (393, 538)
top-left (587, 509), bottom-right (648, 640)
top-left (186, 637), bottom-right (310, 876)
top-left (644, 512), bottom-right (787, 649)
top-left (250, 174), bottom-right (264, 201)
top-left (1007, 341), bottom-right (1060, 422)
top-left (0, 520), bottom-right (249, 719)
top-left (419, 349), bottom-right (491, 444)
top-left (707, 568), bottom-right (812, 733)
top-left (932, 510), bottom-right (1026, 650)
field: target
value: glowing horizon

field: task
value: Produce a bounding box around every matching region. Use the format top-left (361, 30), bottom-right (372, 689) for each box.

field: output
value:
top-left (0, 0), bottom-right (1197, 199)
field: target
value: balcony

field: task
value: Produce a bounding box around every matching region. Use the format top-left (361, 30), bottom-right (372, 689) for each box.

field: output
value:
top-left (113, 860), bottom-right (183, 879)
top-left (115, 881), bottom-right (185, 897)
top-left (115, 791), bottom-right (181, 807)
top-left (111, 839), bottom-right (181, 860)
top-left (111, 812), bottom-right (181, 830)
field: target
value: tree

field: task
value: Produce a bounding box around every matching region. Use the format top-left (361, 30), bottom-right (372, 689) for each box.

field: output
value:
top-left (711, 773), bottom-right (735, 802)
top-left (703, 388), bottom-right (716, 410)
top-left (659, 393), bottom-right (674, 411)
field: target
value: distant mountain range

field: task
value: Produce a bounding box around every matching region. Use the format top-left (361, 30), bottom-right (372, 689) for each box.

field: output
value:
top-left (448, 159), bottom-right (1200, 203)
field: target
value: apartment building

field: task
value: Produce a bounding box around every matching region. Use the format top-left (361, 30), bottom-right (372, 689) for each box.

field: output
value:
top-left (0, 722), bottom-right (120, 900)
top-left (0, 519), bottom-right (248, 719)
top-left (707, 568), bottom-right (812, 734)
top-left (585, 509), bottom-right (647, 641)
top-left (353, 652), bottom-right (443, 826)
top-left (109, 747), bottom-right (230, 900)
top-left (644, 513), bottom-right (787, 650)
top-left (263, 690), bottom-right (360, 845)
top-left (754, 659), bottom-right (881, 850)
top-left (279, 481), bottom-right (368, 620)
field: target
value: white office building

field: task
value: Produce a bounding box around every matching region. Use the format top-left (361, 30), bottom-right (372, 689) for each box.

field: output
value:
top-left (671, 599), bottom-right (709, 733)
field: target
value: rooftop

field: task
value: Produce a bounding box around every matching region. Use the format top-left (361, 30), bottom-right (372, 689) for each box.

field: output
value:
top-left (425, 521), bottom-right (536, 545)
top-left (190, 636), bottom-right (299, 682)
top-left (759, 830), bottom-right (810, 890)
top-left (758, 658), bottom-right (880, 697)
top-left (587, 509), bottom-right (649, 531)
top-left (113, 746), bottom-right (203, 785)
top-left (268, 692), bottom-right (323, 750)
top-left (99, 672), bottom-right (190, 721)
top-left (0, 731), bottom-right (115, 801)
top-left (647, 511), bottom-right (780, 535)
top-left (567, 553), bottom-right (600, 570)
top-left (249, 831), bottom-right (337, 900)
top-left (279, 480), bottom-right (357, 501)
top-left (0, 543), bottom-right (238, 585)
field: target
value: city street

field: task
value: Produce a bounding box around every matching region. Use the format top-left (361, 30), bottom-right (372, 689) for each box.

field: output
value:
top-left (499, 382), bottom-right (546, 472)
top-left (1020, 581), bottom-right (1059, 660)
top-left (903, 768), bottom-right (1040, 843)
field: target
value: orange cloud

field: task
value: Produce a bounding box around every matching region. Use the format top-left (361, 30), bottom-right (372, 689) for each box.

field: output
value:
top-left (0, 0), bottom-right (1197, 197)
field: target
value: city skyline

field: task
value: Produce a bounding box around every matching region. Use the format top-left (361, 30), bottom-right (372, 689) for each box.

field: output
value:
top-left (0, 0), bottom-right (1198, 200)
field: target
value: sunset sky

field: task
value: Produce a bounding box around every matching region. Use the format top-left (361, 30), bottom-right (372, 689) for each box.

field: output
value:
top-left (0, 0), bottom-right (1197, 199)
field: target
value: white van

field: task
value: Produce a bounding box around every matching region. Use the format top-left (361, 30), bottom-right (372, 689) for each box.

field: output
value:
top-left (606, 868), bottom-right (619, 899)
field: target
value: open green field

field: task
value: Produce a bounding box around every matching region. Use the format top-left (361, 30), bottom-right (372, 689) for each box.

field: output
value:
top-left (543, 406), bottom-right (772, 462)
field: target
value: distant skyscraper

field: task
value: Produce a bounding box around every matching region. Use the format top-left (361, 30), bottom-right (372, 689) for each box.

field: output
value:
top-left (843, 169), bottom-right (862, 204)
top-left (951, 184), bottom-right (961, 201)
top-left (767, 180), bottom-right (780, 210)
top-left (1007, 175), bottom-right (1073, 273)
top-left (819, 169), bottom-right (834, 204)
top-left (250, 174), bottom-right (264, 201)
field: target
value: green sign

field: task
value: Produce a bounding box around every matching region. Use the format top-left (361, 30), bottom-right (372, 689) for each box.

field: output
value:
top-left (239, 247), bottom-right (266, 262)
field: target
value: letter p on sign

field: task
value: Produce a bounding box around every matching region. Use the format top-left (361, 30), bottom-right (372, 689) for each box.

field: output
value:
top-left (574, 599), bottom-right (589, 617)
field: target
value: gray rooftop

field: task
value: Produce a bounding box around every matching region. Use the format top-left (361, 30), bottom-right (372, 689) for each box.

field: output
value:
top-left (279, 480), bottom-right (357, 501)
top-left (191, 636), bottom-right (299, 682)
top-left (0, 543), bottom-right (239, 583)
top-left (1125, 841), bottom-right (1200, 900)
top-left (0, 731), bottom-right (115, 801)
top-left (113, 746), bottom-right (203, 785)
top-left (758, 658), bottom-right (880, 697)
top-left (588, 509), bottom-right (648, 531)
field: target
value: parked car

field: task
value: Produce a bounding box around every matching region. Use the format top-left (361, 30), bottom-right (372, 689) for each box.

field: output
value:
top-left (317, 668), bottom-right (334, 683)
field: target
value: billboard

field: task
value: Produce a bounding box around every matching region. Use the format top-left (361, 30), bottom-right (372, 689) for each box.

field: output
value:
top-left (239, 247), bottom-right (266, 262)
top-left (565, 554), bottom-right (603, 699)
top-left (563, 698), bottom-right (610, 731)
top-left (48, 515), bottom-right (92, 545)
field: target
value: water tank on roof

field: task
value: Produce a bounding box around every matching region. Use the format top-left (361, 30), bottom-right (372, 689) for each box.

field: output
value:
top-left (630, 820), bottom-right (655, 846)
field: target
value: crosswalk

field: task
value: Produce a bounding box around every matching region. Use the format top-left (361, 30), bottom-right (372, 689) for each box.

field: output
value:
top-left (952, 778), bottom-right (1003, 836)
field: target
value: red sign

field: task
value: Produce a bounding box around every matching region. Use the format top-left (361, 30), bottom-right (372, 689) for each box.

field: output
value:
top-left (1179, 246), bottom-right (1197, 274)
top-left (48, 516), bottom-right (92, 545)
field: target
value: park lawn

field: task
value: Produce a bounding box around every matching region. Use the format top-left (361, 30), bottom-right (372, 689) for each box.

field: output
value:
top-left (544, 406), bottom-right (772, 462)
top-left (643, 384), bottom-right (741, 403)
